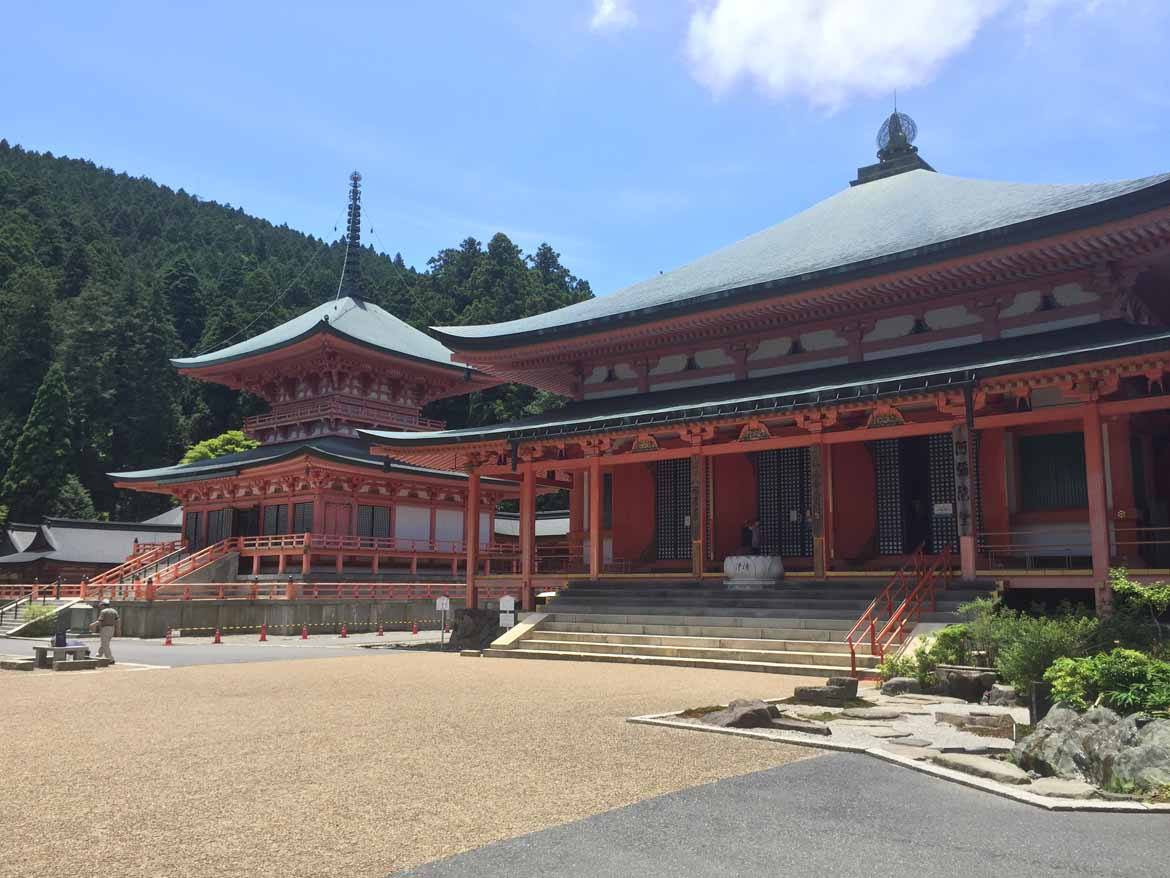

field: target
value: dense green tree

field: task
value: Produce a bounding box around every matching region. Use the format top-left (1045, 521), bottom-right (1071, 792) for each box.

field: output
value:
top-left (51, 474), bottom-right (99, 519)
top-left (1, 363), bottom-right (74, 520)
top-left (158, 255), bottom-right (205, 351)
top-left (180, 429), bottom-right (259, 464)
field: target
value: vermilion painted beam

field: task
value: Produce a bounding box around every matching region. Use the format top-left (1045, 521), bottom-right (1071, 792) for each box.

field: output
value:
top-left (465, 471), bottom-right (480, 609)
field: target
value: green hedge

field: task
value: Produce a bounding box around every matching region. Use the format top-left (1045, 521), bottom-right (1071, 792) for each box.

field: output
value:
top-left (1045, 649), bottom-right (1170, 715)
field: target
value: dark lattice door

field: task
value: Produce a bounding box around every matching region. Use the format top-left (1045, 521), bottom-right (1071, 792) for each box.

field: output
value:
top-left (655, 458), bottom-right (692, 560)
top-left (757, 448), bottom-right (811, 556)
top-left (928, 432), bottom-right (959, 554)
top-left (873, 439), bottom-right (905, 555)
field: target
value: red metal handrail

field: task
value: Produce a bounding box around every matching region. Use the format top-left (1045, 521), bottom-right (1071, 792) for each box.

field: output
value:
top-left (871, 547), bottom-right (952, 664)
top-left (844, 544), bottom-right (926, 665)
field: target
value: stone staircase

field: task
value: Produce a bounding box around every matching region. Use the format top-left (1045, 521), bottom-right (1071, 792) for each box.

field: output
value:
top-left (0, 598), bottom-right (76, 638)
top-left (485, 577), bottom-right (995, 677)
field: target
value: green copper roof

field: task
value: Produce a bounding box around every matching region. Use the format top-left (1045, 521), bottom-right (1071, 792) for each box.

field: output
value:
top-left (433, 170), bottom-right (1170, 349)
top-left (363, 322), bottom-right (1170, 448)
top-left (173, 297), bottom-right (466, 371)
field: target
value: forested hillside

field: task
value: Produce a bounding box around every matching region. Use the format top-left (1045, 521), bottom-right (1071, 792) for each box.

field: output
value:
top-left (0, 140), bottom-right (591, 521)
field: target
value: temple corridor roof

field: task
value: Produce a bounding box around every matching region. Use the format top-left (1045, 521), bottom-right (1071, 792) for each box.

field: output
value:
top-left (363, 321), bottom-right (1170, 449)
top-left (107, 435), bottom-right (509, 487)
top-left (433, 169), bottom-right (1170, 349)
top-left (173, 296), bottom-right (469, 372)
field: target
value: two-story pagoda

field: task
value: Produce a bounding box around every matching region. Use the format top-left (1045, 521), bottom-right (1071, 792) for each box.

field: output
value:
top-left (365, 113), bottom-right (1170, 614)
top-left (110, 174), bottom-right (527, 582)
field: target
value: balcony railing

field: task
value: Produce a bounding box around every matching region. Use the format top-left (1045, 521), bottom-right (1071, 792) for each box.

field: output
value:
top-left (244, 396), bottom-right (445, 434)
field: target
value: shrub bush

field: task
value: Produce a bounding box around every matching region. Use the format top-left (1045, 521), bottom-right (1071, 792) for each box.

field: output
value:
top-left (877, 653), bottom-right (915, 681)
top-left (17, 603), bottom-right (59, 636)
top-left (926, 623), bottom-right (971, 666)
top-left (1100, 569), bottom-right (1170, 657)
top-left (1045, 648), bottom-right (1170, 715)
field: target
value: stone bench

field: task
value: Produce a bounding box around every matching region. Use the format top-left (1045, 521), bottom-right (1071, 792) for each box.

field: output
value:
top-left (33, 644), bottom-right (90, 669)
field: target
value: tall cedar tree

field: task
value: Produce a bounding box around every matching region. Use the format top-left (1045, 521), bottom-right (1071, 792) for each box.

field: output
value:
top-left (2, 362), bottom-right (74, 520)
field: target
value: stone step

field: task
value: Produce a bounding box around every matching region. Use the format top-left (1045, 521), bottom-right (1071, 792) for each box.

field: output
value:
top-left (534, 629), bottom-right (859, 654)
top-left (483, 647), bottom-right (871, 679)
top-left (546, 604), bottom-right (870, 620)
top-left (513, 638), bottom-right (879, 668)
top-left (547, 611), bottom-right (859, 630)
top-left (542, 620), bottom-right (846, 641)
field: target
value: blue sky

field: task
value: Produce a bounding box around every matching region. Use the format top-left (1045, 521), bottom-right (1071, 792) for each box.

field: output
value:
top-left (3, 1), bottom-right (1168, 298)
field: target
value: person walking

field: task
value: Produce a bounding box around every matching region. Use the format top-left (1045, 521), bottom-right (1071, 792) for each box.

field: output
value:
top-left (90, 600), bottom-right (119, 663)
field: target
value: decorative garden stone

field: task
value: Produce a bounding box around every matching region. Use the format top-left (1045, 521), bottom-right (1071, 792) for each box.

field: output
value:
top-left (881, 677), bottom-right (922, 696)
top-left (794, 685), bottom-right (847, 707)
top-left (722, 555), bottom-right (784, 590)
top-left (935, 666), bottom-right (998, 703)
top-left (700, 699), bottom-right (775, 729)
top-left (985, 684), bottom-right (1020, 707)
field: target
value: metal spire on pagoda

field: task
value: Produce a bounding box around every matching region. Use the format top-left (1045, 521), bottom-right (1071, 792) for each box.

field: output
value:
top-left (338, 170), bottom-right (363, 299)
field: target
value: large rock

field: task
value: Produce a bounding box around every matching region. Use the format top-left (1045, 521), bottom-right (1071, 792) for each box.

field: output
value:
top-left (1012, 705), bottom-right (1119, 782)
top-left (986, 684), bottom-right (1020, 707)
top-left (793, 685), bottom-right (848, 707)
top-left (881, 677), bottom-right (921, 696)
top-left (447, 609), bottom-right (502, 651)
top-left (933, 752), bottom-right (1032, 785)
top-left (827, 676), bottom-right (859, 699)
top-left (935, 667), bottom-right (998, 703)
top-left (1108, 716), bottom-right (1170, 792)
top-left (700, 699), bottom-right (775, 729)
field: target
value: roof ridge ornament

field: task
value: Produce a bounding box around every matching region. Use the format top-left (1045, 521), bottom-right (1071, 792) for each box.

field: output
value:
top-left (851, 109), bottom-right (935, 187)
top-left (337, 171), bottom-right (363, 300)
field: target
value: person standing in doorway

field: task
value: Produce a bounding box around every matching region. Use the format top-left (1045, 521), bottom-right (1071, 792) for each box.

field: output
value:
top-left (90, 600), bottom-right (119, 663)
top-left (749, 519), bottom-right (762, 555)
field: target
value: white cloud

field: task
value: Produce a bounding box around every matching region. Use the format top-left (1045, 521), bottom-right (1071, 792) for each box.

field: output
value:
top-left (590, 0), bottom-right (637, 31)
top-left (685, 0), bottom-right (1088, 109)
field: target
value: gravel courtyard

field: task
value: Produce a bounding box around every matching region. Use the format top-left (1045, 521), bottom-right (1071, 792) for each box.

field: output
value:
top-left (0, 653), bottom-right (819, 878)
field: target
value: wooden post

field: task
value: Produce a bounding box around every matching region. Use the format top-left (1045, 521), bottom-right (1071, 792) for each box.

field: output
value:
top-left (811, 443), bottom-right (829, 578)
top-left (589, 457), bottom-right (602, 578)
top-left (1083, 404), bottom-right (1112, 610)
top-left (953, 423), bottom-right (978, 581)
top-left (465, 471), bottom-right (480, 609)
top-left (251, 553), bottom-right (261, 576)
top-left (691, 454), bottom-right (705, 579)
top-left (520, 464), bottom-right (536, 610)
top-left (569, 470), bottom-right (585, 566)
top-left (277, 552), bottom-right (286, 575)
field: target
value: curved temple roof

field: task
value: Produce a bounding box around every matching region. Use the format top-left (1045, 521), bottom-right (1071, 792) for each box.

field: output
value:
top-left (433, 169), bottom-right (1170, 348)
top-left (173, 296), bottom-right (469, 372)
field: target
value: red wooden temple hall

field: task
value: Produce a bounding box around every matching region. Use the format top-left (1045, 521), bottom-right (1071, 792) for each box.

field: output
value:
top-left (364, 112), bottom-right (1170, 612)
top-left (109, 173), bottom-right (543, 581)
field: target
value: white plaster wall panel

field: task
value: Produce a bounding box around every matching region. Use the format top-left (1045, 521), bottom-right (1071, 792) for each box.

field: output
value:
top-left (614, 363), bottom-right (638, 380)
top-left (696, 348), bottom-right (733, 368)
top-left (434, 509), bottom-right (463, 548)
top-left (866, 315), bottom-right (914, 342)
top-left (864, 334), bottom-right (982, 361)
top-left (583, 387), bottom-right (638, 401)
top-left (1000, 313), bottom-right (1101, 339)
top-left (650, 354), bottom-right (687, 376)
top-left (1053, 282), bottom-right (1098, 306)
top-left (1029, 387), bottom-right (1067, 408)
top-left (999, 289), bottom-right (1044, 318)
top-left (926, 304), bottom-right (981, 329)
top-left (749, 356), bottom-right (850, 378)
top-left (748, 337), bottom-right (792, 360)
top-left (583, 365), bottom-right (608, 386)
top-left (479, 511), bottom-right (491, 547)
top-left (394, 505), bottom-right (431, 543)
top-left (801, 329), bottom-right (846, 351)
top-left (650, 373), bottom-right (736, 393)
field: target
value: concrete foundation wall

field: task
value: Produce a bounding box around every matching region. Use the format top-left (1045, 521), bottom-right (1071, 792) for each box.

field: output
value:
top-left (111, 598), bottom-right (466, 638)
top-left (176, 553), bottom-right (240, 583)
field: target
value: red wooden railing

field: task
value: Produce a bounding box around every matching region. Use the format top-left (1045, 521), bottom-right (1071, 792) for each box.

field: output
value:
top-left (87, 540), bottom-right (185, 585)
top-left (244, 397), bottom-right (446, 434)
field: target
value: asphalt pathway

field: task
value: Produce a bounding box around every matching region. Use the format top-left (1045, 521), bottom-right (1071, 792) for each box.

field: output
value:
top-left (393, 752), bottom-right (1170, 878)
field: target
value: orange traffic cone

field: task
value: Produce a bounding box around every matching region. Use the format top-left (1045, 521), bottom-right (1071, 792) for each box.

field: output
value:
top-left (340, 623), bottom-right (348, 638)
top-left (412, 620), bottom-right (419, 636)
top-left (259, 624), bottom-right (267, 642)
top-left (300, 624), bottom-right (309, 640)
top-left (164, 628), bottom-right (173, 646)
top-left (376, 624), bottom-right (384, 637)
top-left (213, 628), bottom-right (222, 645)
